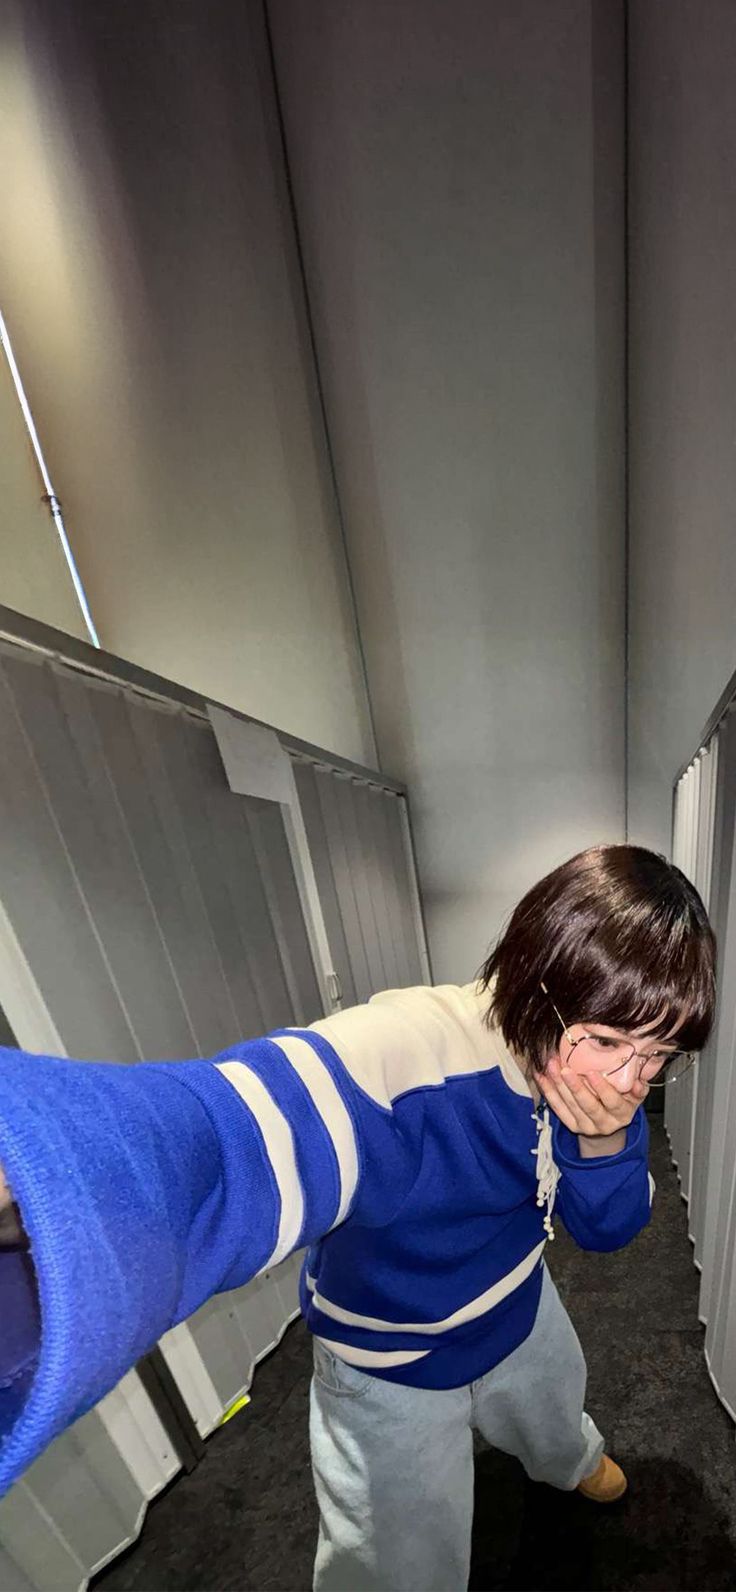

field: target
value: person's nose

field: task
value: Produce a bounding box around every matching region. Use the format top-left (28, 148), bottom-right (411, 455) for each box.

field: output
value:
top-left (602, 1054), bottom-right (639, 1093)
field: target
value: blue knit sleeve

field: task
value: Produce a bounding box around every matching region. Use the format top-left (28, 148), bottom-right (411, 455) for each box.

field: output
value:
top-left (550, 1106), bottom-right (654, 1251)
top-left (0, 1030), bottom-right (408, 1499)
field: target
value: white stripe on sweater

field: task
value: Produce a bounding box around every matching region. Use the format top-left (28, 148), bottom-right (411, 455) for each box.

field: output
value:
top-left (268, 1034), bottom-right (358, 1226)
top-left (216, 1061), bottom-right (303, 1266)
top-left (302, 982), bottom-right (516, 1107)
top-left (316, 1336), bottom-right (430, 1369)
top-left (305, 1239), bottom-right (546, 1335)
top-left (648, 1171), bottom-right (656, 1206)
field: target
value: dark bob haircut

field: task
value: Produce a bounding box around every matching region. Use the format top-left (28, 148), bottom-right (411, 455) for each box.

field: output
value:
top-left (477, 844), bottom-right (717, 1077)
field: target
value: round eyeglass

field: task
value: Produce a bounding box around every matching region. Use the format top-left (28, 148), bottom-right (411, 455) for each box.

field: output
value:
top-left (539, 981), bottom-right (697, 1088)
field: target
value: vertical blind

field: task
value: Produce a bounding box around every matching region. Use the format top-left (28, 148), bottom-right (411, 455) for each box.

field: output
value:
top-left (669, 712), bottom-right (736, 1433)
top-left (0, 631), bottom-right (430, 1589)
top-left (0, 646), bottom-right (314, 1058)
top-left (667, 738), bottom-right (718, 1206)
top-left (0, 638), bottom-right (318, 1587)
top-left (292, 756), bottom-right (428, 1006)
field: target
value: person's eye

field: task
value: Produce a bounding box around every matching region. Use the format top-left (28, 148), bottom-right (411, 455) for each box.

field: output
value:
top-left (588, 1035), bottom-right (620, 1050)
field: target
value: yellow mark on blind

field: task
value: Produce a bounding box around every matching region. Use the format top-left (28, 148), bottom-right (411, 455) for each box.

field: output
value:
top-left (218, 1393), bottom-right (251, 1427)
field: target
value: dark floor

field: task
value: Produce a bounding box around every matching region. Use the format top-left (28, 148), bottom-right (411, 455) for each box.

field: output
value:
top-left (95, 1115), bottom-right (736, 1592)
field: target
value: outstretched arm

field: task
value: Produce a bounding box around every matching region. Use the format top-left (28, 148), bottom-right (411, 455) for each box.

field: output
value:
top-left (0, 1010), bottom-right (420, 1499)
top-left (0, 1048), bottom-right (297, 1498)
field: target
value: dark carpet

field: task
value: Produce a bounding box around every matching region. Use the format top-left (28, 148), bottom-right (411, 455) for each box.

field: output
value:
top-left (95, 1114), bottom-right (736, 1591)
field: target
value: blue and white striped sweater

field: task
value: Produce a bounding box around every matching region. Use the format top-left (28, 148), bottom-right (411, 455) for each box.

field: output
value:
top-left (0, 981), bottom-right (653, 1496)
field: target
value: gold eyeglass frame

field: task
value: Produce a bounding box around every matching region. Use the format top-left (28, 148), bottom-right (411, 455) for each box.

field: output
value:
top-left (539, 981), bottom-right (696, 1089)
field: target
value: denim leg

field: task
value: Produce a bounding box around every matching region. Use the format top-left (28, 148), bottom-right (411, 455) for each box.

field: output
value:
top-left (310, 1340), bottom-right (474, 1592)
top-left (470, 1262), bottom-right (605, 1490)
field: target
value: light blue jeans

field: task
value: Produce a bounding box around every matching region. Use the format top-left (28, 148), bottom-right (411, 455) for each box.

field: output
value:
top-left (310, 1261), bottom-right (605, 1592)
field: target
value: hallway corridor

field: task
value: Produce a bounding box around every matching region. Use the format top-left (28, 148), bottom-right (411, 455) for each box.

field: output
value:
top-left (96, 1115), bottom-right (736, 1592)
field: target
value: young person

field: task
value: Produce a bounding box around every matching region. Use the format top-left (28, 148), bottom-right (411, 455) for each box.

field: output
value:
top-left (0, 843), bottom-right (716, 1591)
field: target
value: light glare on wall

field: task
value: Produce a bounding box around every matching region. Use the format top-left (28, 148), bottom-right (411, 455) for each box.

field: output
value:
top-left (0, 307), bottom-right (100, 649)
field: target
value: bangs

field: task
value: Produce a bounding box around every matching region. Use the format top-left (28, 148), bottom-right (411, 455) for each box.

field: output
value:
top-left (570, 957), bottom-right (712, 1052)
top-left (478, 844), bottom-right (717, 1069)
top-left (552, 901), bottom-right (715, 1052)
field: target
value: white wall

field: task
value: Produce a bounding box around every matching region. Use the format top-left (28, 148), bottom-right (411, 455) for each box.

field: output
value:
top-left (628, 0), bottom-right (736, 856)
top-left (0, 0), bottom-right (375, 768)
top-left (270, 0), bottom-right (626, 980)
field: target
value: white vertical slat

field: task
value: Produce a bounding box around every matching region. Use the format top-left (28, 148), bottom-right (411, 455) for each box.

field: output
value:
top-left (685, 739), bottom-right (719, 1224)
top-left (683, 758), bottom-right (701, 1171)
top-left (291, 760), bottom-right (358, 1008)
top-left (704, 997), bottom-right (736, 1417)
top-left (397, 795), bottom-right (432, 984)
top-left (680, 754), bottom-right (704, 1200)
top-left (675, 765), bottom-right (696, 1176)
top-left (702, 735), bottom-right (720, 912)
top-left (666, 766), bottom-right (691, 1159)
top-left (670, 762), bottom-right (694, 1177)
top-left (703, 716), bottom-right (736, 1402)
top-left (691, 733), bottom-right (723, 1266)
top-left (689, 756), bottom-right (702, 876)
top-left (699, 710), bottom-right (736, 1325)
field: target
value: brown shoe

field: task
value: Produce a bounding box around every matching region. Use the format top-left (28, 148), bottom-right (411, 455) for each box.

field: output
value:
top-left (576, 1454), bottom-right (627, 1502)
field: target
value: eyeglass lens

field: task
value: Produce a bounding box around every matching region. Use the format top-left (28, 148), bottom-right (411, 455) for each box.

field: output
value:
top-left (571, 1038), bottom-right (694, 1087)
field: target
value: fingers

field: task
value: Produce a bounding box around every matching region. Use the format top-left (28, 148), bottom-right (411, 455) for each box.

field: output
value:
top-left (550, 1055), bottom-right (646, 1110)
top-left (539, 1059), bottom-right (646, 1136)
top-left (577, 1067), bottom-right (648, 1112)
top-left (537, 1071), bottom-right (599, 1135)
top-left (547, 1058), bottom-right (619, 1127)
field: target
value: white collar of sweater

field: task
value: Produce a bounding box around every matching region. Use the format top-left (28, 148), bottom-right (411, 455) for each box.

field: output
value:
top-left (461, 979), bottom-right (561, 1239)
